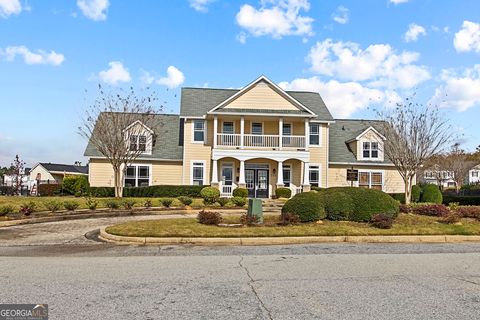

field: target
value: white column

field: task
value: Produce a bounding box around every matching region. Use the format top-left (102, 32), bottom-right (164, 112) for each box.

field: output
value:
top-left (303, 162), bottom-right (310, 185)
top-left (278, 117), bottom-right (283, 150)
top-left (239, 160), bottom-right (246, 185)
top-left (211, 159), bottom-right (218, 185)
top-left (277, 161), bottom-right (284, 186)
top-left (304, 119), bottom-right (310, 151)
top-left (213, 116), bottom-right (218, 148)
top-left (240, 116), bottom-right (245, 149)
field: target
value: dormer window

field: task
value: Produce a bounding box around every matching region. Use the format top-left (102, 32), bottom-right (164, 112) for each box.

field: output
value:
top-left (362, 142), bottom-right (378, 159)
top-left (129, 135), bottom-right (147, 152)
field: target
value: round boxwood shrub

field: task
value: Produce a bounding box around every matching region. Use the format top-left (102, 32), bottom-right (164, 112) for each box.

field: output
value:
top-left (232, 187), bottom-right (248, 198)
top-left (420, 184), bottom-right (442, 204)
top-left (324, 187), bottom-right (399, 222)
top-left (231, 196), bottom-right (247, 207)
top-left (281, 192), bottom-right (326, 222)
top-left (275, 187), bottom-right (292, 199)
top-left (200, 187), bottom-right (221, 205)
top-left (411, 185), bottom-right (422, 203)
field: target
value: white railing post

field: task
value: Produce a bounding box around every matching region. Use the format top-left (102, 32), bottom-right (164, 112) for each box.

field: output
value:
top-left (277, 161), bottom-right (284, 186)
top-left (279, 118), bottom-right (283, 150)
top-left (240, 116), bottom-right (245, 149)
top-left (211, 159), bottom-right (218, 185)
top-left (305, 119), bottom-right (310, 151)
top-left (303, 162), bottom-right (310, 186)
top-left (213, 116), bottom-right (218, 148)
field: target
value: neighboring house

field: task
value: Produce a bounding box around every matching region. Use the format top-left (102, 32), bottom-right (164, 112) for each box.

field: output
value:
top-left (85, 76), bottom-right (406, 198)
top-left (29, 163), bottom-right (88, 184)
top-left (468, 164), bottom-right (480, 184)
top-left (421, 169), bottom-right (456, 189)
top-left (2, 167), bottom-right (33, 193)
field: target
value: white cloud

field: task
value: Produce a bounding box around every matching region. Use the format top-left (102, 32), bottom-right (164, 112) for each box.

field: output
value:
top-left (389, 0), bottom-right (409, 4)
top-left (454, 20), bottom-right (480, 53)
top-left (430, 65), bottom-right (480, 111)
top-left (77, 0), bottom-right (109, 21)
top-left (156, 66), bottom-right (185, 88)
top-left (236, 31), bottom-right (247, 44)
top-left (235, 0), bottom-right (314, 40)
top-left (307, 38), bottom-right (430, 89)
top-left (331, 5), bottom-right (349, 25)
top-left (1, 46), bottom-right (64, 65)
top-left (189, 0), bottom-right (214, 13)
top-left (0, 0), bottom-right (22, 18)
top-left (404, 23), bottom-right (427, 42)
top-left (98, 61), bottom-right (131, 85)
top-left (279, 77), bottom-right (401, 117)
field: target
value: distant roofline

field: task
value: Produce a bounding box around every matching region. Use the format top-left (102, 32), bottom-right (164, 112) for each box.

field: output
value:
top-left (333, 118), bottom-right (384, 122)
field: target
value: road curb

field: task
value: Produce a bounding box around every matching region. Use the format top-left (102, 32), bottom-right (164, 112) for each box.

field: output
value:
top-left (99, 227), bottom-right (480, 246)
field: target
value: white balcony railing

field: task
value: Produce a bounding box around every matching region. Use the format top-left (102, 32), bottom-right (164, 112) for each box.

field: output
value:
top-left (216, 134), bottom-right (306, 149)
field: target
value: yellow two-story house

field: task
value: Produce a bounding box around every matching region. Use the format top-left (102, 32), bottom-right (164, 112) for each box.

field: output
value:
top-left (85, 76), bottom-right (405, 198)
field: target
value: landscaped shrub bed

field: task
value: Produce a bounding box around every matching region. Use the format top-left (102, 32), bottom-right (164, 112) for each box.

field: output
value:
top-left (200, 187), bottom-right (220, 205)
top-left (282, 187), bottom-right (399, 223)
top-left (0, 186), bottom-right (15, 195)
top-left (455, 206), bottom-right (480, 219)
top-left (123, 185), bottom-right (204, 198)
top-left (38, 184), bottom-right (61, 196)
top-left (411, 204), bottom-right (449, 217)
top-left (197, 210), bottom-right (222, 225)
top-left (275, 187), bottom-right (292, 199)
top-left (232, 188), bottom-right (248, 198)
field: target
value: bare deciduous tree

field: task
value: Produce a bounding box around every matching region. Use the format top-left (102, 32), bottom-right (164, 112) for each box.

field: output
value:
top-left (379, 99), bottom-right (453, 204)
top-left (79, 85), bottom-right (161, 198)
top-left (9, 155), bottom-right (26, 195)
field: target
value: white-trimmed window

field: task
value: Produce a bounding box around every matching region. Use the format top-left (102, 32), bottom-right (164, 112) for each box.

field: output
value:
top-left (124, 165), bottom-right (150, 187)
top-left (362, 141), bottom-right (379, 159)
top-left (309, 165), bottom-right (320, 187)
top-left (252, 122), bottom-right (263, 135)
top-left (221, 163), bottom-right (233, 186)
top-left (222, 121), bottom-right (234, 134)
top-left (359, 171), bottom-right (383, 190)
top-left (192, 161), bottom-right (205, 186)
top-left (282, 123), bottom-right (292, 136)
top-left (193, 120), bottom-right (205, 142)
top-left (309, 124), bottom-right (320, 146)
top-left (283, 165), bottom-right (291, 187)
top-left (129, 135), bottom-right (147, 152)
top-left (472, 171), bottom-right (479, 178)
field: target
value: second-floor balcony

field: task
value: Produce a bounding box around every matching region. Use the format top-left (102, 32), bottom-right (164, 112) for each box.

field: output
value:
top-left (216, 133), bottom-right (306, 149)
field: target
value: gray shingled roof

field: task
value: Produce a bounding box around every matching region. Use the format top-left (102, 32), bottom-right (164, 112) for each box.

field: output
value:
top-left (329, 119), bottom-right (392, 164)
top-left (83, 113), bottom-right (183, 160)
top-left (180, 88), bottom-right (334, 121)
top-left (40, 163), bottom-right (88, 174)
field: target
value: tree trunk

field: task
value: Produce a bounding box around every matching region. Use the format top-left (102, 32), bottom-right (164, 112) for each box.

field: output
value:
top-left (404, 176), bottom-right (412, 205)
top-left (113, 166), bottom-right (123, 198)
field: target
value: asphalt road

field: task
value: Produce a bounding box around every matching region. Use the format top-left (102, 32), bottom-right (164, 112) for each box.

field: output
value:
top-left (1, 216), bottom-right (480, 319)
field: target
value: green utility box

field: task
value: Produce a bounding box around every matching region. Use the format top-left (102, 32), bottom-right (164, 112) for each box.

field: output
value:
top-left (247, 198), bottom-right (263, 224)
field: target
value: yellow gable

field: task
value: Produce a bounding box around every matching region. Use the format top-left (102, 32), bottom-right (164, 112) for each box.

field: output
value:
top-left (223, 81), bottom-right (300, 111)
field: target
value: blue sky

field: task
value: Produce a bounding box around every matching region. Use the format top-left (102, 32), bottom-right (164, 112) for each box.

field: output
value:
top-left (1, 0), bottom-right (480, 167)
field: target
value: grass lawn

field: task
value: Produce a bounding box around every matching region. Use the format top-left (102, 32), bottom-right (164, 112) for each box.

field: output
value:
top-left (0, 196), bottom-right (207, 212)
top-left (106, 214), bottom-right (480, 238)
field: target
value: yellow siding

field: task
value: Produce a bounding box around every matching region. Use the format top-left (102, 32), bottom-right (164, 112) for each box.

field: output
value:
top-left (224, 82), bottom-right (299, 111)
top-left (183, 119), bottom-right (213, 185)
top-left (309, 124), bottom-right (328, 187)
top-left (88, 159), bottom-right (115, 187)
top-left (328, 164), bottom-right (405, 193)
top-left (89, 159), bottom-right (182, 187)
top-left (152, 162), bottom-right (183, 185)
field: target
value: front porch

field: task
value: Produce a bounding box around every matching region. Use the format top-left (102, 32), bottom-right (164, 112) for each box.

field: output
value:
top-left (209, 151), bottom-right (315, 198)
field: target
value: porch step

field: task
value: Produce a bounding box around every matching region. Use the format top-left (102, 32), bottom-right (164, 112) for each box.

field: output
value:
top-left (261, 199), bottom-right (285, 213)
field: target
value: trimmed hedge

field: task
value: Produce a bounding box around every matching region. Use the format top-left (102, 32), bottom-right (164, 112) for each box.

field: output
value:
top-left (283, 187), bottom-right (400, 223)
top-left (62, 175), bottom-right (89, 195)
top-left (89, 187), bottom-right (115, 197)
top-left (38, 184), bottom-right (61, 196)
top-left (389, 193), bottom-right (405, 204)
top-left (123, 185), bottom-right (204, 198)
top-left (232, 188), bottom-right (248, 198)
top-left (421, 184), bottom-right (443, 204)
top-left (443, 195), bottom-right (480, 206)
top-left (282, 192), bottom-right (326, 222)
top-left (324, 187), bottom-right (399, 222)
top-left (275, 187), bottom-right (292, 199)
top-left (0, 186), bottom-right (14, 195)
